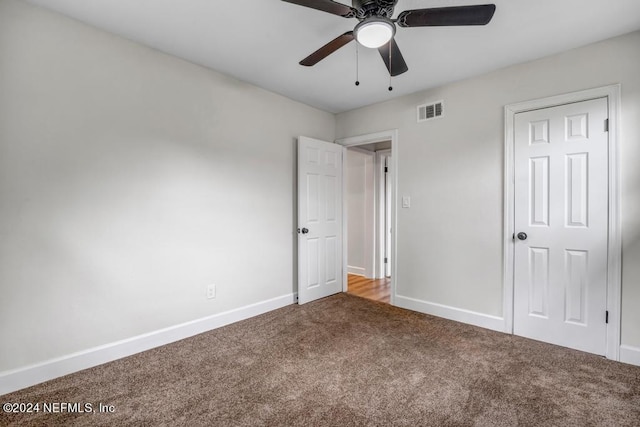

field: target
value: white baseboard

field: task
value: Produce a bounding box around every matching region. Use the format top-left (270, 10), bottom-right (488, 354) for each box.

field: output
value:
top-left (619, 345), bottom-right (640, 367)
top-left (394, 294), bottom-right (505, 333)
top-left (347, 266), bottom-right (365, 275)
top-left (0, 293), bottom-right (296, 396)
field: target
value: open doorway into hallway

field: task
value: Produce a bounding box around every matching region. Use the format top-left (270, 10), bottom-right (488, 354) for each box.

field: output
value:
top-left (344, 141), bottom-right (392, 304)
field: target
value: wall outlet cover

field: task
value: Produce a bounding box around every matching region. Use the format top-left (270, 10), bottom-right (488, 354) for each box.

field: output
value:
top-left (207, 284), bottom-right (216, 299)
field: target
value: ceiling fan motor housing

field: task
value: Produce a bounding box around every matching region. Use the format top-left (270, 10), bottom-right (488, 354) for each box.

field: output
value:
top-left (353, 0), bottom-right (397, 20)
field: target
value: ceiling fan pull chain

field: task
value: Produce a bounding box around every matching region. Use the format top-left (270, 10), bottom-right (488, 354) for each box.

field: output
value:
top-left (355, 42), bottom-right (360, 86)
top-left (388, 42), bottom-right (393, 91)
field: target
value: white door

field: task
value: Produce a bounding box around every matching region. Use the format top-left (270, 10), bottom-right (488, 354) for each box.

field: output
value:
top-left (297, 136), bottom-right (343, 304)
top-left (513, 97), bottom-right (609, 355)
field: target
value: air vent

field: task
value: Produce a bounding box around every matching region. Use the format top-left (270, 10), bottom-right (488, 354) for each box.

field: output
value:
top-left (417, 101), bottom-right (444, 122)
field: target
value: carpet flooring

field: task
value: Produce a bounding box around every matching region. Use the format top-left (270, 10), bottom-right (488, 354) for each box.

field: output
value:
top-left (1, 294), bottom-right (639, 426)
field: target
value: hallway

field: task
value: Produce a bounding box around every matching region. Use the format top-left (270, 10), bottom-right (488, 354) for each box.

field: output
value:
top-left (346, 274), bottom-right (390, 304)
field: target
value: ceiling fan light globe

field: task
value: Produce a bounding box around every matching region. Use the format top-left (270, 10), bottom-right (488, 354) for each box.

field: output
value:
top-left (355, 18), bottom-right (395, 48)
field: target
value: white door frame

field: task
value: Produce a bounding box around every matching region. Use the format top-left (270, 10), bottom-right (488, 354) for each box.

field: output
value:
top-left (337, 130), bottom-right (398, 305)
top-left (376, 149), bottom-right (392, 279)
top-left (503, 85), bottom-right (622, 361)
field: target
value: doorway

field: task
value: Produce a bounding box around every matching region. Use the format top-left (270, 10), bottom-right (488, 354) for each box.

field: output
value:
top-left (504, 86), bottom-right (621, 360)
top-left (337, 130), bottom-right (398, 305)
top-left (345, 143), bottom-right (392, 303)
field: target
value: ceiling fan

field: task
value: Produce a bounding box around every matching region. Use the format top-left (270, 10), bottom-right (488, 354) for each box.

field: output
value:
top-left (282, 0), bottom-right (496, 77)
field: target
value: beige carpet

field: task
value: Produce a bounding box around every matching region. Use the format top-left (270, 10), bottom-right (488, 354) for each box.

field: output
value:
top-left (1, 294), bottom-right (639, 426)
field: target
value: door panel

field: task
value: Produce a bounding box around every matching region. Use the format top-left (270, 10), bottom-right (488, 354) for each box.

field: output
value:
top-left (513, 98), bottom-right (608, 355)
top-left (566, 153), bottom-right (589, 227)
top-left (528, 246), bottom-right (549, 318)
top-left (529, 156), bottom-right (550, 226)
top-left (298, 136), bottom-right (343, 304)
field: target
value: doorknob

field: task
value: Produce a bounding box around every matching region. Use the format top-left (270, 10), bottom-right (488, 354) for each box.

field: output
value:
top-left (517, 232), bottom-right (528, 241)
top-left (298, 227), bottom-right (309, 234)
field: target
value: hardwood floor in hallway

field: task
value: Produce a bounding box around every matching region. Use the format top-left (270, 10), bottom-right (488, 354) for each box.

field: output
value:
top-left (347, 274), bottom-right (390, 304)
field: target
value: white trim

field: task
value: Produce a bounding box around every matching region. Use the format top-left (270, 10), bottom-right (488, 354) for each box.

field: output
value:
top-left (365, 150), bottom-right (376, 278)
top-left (347, 266), bottom-right (366, 276)
top-left (341, 145), bottom-right (348, 293)
top-left (503, 84), bottom-right (622, 360)
top-left (503, 103), bottom-right (515, 335)
top-left (374, 150), bottom-right (385, 279)
top-left (395, 295), bottom-right (505, 332)
top-left (0, 293), bottom-right (295, 396)
top-left (337, 130), bottom-right (398, 304)
top-left (376, 149), bottom-right (392, 279)
top-left (605, 87), bottom-right (622, 361)
top-left (619, 345), bottom-right (640, 367)
top-left (337, 130), bottom-right (398, 148)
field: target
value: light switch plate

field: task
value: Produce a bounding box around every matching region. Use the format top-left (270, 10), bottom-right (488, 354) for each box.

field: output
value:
top-left (402, 196), bottom-right (411, 208)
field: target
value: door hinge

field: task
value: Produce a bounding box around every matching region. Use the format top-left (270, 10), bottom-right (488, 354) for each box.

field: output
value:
top-left (384, 166), bottom-right (388, 173)
top-left (605, 310), bottom-right (609, 324)
top-left (604, 118), bottom-right (609, 132)
top-left (384, 257), bottom-right (388, 264)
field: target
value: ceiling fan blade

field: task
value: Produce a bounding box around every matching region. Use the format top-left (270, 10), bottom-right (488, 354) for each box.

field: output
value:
top-left (378, 38), bottom-right (408, 76)
top-left (396, 4), bottom-right (496, 27)
top-left (300, 31), bottom-right (355, 66)
top-left (281, 0), bottom-right (356, 18)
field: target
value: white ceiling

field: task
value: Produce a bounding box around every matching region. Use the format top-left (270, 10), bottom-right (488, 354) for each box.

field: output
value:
top-left (23, 0), bottom-right (640, 113)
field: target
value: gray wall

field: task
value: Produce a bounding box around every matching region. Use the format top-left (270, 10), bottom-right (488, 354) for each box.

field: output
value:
top-left (1, 0), bottom-right (638, 377)
top-left (0, 0), bottom-right (335, 372)
top-left (336, 30), bottom-right (640, 348)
